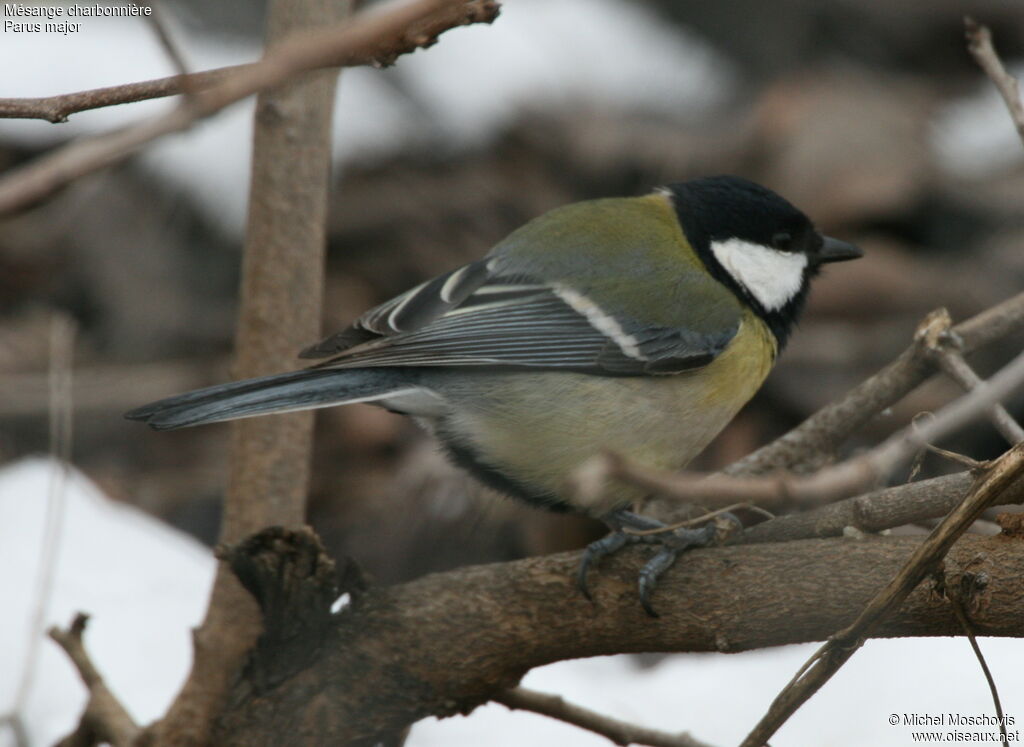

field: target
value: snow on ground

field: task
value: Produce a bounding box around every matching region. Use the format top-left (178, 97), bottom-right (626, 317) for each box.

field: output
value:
top-left (411, 636), bottom-right (1024, 746)
top-left (931, 61), bottom-right (1024, 178)
top-left (0, 458), bottom-right (215, 747)
top-left (2, 456), bottom-right (1021, 746)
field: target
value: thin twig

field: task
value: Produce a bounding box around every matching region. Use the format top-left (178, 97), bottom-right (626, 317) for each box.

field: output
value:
top-left (143, 1), bottom-right (195, 96)
top-left (0, 714), bottom-right (30, 747)
top-left (965, 17), bottom-right (1024, 149)
top-left (578, 313), bottom-right (1024, 511)
top-left (949, 594), bottom-right (1009, 747)
top-left (739, 440), bottom-right (1024, 747)
top-left (0, 65), bottom-right (250, 123)
top-left (0, 0), bottom-right (501, 214)
top-left (727, 296), bottom-right (1024, 476)
top-left (625, 503), bottom-right (774, 536)
top-left (920, 441), bottom-right (985, 471)
top-left (494, 687), bottom-right (716, 747)
top-left (49, 614), bottom-right (140, 747)
top-left (926, 327), bottom-right (1024, 444)
top-left (0, 357), bottom-right (228, 416)
top-left (12, 315), bottom-right (75, 722)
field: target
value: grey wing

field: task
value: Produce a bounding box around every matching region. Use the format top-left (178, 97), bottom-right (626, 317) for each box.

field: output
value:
top-left (299, 259), bottom-right (493, 358)
top-left (300, 259), bottom-right (738, 375)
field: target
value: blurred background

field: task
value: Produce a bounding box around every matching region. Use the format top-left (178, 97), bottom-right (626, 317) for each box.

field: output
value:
top-left (2, 1), bottom-right (1024, 744)
top-left (3, 0), bottom-right (1023, 580)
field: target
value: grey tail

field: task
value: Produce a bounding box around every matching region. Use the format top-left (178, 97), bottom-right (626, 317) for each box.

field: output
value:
top-left (125, 368), bottom-right (412, 431)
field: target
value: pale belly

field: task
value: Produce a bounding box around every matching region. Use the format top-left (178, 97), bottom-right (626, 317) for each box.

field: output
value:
top-left (421, 316), bottom-right (776, 515)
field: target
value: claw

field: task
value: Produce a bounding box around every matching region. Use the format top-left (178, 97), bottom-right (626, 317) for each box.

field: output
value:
top-left (577, 509), bottom-right (740, 616)
top-left (636, 523), bottom-right (717, 616)
top-left (578, 530), bottom-right (631, 600)
top-left (638, 547), bottom-right (678, 616)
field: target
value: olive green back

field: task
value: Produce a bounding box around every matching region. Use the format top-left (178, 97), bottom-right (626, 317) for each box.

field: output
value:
top-left (487, 193), bottom-right (742, 335)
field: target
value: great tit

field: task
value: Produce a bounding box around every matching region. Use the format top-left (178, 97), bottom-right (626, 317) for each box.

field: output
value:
top-left (127, 175), bottom-right (861, 610)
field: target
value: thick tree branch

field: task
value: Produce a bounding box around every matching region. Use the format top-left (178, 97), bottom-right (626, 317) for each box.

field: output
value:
top-left (49, 614), bottom-right (140, 747)
top-left (209, 524), bottom-right (1024, 744)
top-left (740, 440), bottom-right (1024, 747)
top-left (140, 0), bottom-right (348, 744)
top-left (726, 294), bottom-right (1024, 476)
top-left (494, 687), bottom-right (715, 747)
top-left (192, 296), bottom-right (1024, 743)
top-left (965, 17), bottom-right (1024, 149)
top-left (739, 471), bottom-right (978, 544)
top-left (728, 23), bottom-right (1024, 747)
top-left (0, 0), bottom-right (500, 215)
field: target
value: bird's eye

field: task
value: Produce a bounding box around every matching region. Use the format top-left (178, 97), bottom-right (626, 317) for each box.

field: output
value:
top-left (771, 232), bottom-right (793, 251)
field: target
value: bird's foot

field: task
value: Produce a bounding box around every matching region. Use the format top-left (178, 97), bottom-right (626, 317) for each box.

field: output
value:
top-left (578, 509), bottom-right (741, 617)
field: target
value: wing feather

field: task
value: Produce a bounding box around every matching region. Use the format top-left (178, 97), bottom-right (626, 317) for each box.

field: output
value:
top-left (300, 261), bottom-right (738, 376)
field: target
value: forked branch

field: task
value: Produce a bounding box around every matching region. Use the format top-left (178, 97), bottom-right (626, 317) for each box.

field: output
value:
top-left (740, 441), bottom-right (1024, 747)
top-left (49, 614), bottom-right (139, 747)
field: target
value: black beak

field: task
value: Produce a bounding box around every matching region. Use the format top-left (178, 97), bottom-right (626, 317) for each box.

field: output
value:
top-left (817, 236), bottom-right (863, 264)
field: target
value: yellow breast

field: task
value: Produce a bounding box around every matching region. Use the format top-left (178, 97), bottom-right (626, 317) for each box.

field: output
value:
top-left (442, 309), bottom-right (777, 515)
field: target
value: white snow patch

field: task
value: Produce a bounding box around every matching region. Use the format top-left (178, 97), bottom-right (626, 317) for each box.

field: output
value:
top-left (409, 632), bottom-right (1024, 745)
top-left (2, 457), bottom-right (1021, 747)
top-left (932, 59), bottom-right (1024, 177)
top-left (0, 458), bottom-right (215, 747)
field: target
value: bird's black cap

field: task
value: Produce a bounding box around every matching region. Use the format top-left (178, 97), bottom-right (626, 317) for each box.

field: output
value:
top-left (663, 175), bottom-right (861, 348)
top-left (666, 175), bottom-right (816, 257)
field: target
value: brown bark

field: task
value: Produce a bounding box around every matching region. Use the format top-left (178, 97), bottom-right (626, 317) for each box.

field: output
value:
top-left (727, 292), bottom-right (1024, 476)
top-left (739, 439), bottom-right (1024, 747)
top-left (740, 471), bottom-right (976, 543)
top-left (49, 614), bottom-right (140, 747)
top-left (141, 2), bottom-right (346, 744)
top-left (211, 527), bottom-right (1024, 745)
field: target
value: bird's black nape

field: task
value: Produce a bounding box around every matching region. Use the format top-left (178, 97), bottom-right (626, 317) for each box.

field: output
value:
top-left (663, 175), bottom-right (821, 349)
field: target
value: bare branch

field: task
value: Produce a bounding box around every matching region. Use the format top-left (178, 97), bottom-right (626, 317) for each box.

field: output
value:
top-left (143, 2), bottom-right (192, 80)
top-left (212, 526), bottom-right (1024, 743)
top-left (0, 714), bottom-right (30, 747)
top-left (579, 340), bottom-right (1024, 511)
top-left (739, 440), bottom-right (1024, 747)
top-left (0, 65), bottom-right (249, 123)
top-left (0, 358), bottom-right (228, 416)
top-left (140, 0), bottom-right (349, 743)
top-left (726, 295), bottom-right (1024, 476)
top-left (926, 327), bottom-right (1024, 444)
top-left (738, 471), bottom-right (980, 545)
top-left (965, 17), bottom-right (1024, 149)
top-left (494, 687), bottom-right (716, 747)
top-left (48, 614), bottom-right (140, 747)
top-left (0, 0), bottom-right (501, 214)
top-left (949, 592), bottom-right (1010, 747)
top-left (11, 316), bottom-right (75, 731)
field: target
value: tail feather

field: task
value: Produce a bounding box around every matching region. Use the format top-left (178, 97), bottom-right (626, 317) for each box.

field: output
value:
top-left (125, 368), bottom-right (411, 430)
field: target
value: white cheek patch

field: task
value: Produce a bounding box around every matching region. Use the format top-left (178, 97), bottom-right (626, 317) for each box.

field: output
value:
top-left (710, 238), bottom-right (808, 311)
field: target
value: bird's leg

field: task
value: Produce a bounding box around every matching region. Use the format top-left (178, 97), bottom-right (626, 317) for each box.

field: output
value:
top-left (577, 509), bottom-right (660, 600)
top-left (578, 508), bottom-right (742, 617)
